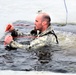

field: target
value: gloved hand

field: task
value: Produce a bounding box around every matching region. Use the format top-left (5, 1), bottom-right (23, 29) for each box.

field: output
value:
top-left (10, 40), bottom-right (30, 50)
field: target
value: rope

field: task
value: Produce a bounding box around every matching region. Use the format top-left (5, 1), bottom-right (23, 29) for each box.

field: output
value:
top-left (63, 0), bottom-right (68, 24)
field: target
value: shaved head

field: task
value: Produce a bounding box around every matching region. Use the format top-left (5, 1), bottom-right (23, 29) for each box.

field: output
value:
top-left (37, 13), bottom-right (51, 24)
top-left (34, 13), bottom-right (51, 32)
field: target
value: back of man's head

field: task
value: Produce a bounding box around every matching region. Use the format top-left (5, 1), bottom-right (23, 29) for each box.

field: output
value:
top-left (38, 13), bottom-right (51, 26)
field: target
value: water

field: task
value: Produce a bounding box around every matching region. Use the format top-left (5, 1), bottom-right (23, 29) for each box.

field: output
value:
top-left (0, 20), bottom-right (76, 73)
top-left (0, 0), bottom-right (76, 39)
top-left (0, 0), bottom-right (76, 74)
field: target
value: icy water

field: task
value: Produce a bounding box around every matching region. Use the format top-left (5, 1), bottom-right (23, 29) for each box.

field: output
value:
top-left (0, 21), bottom-right (76, 73)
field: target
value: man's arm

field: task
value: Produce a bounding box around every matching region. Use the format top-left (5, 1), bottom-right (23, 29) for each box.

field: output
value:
top-left (10, 35), bottom-right (48, 50)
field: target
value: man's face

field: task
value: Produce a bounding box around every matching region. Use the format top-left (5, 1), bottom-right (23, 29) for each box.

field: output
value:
top-left (34, 15), bottom-right (43, 31)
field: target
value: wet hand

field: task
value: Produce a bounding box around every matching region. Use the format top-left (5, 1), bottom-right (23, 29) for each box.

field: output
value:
top-left (4, 35), bottom-right (13, 45)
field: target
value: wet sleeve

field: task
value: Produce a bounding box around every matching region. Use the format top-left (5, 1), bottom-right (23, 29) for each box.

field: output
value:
top-left (29, 36), bottom-right (48, 49)
top-left (10, 36), bottom-right (48, 50)
top-left (10, 41), bottom-right (29, 49)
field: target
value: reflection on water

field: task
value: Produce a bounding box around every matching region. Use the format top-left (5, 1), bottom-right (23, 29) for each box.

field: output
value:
top-left (0, 21), bottom-right (76, 73)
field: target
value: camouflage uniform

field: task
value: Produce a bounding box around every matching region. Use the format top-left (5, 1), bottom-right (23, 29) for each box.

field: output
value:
top-left (6, 26), bottom-right (58, 50)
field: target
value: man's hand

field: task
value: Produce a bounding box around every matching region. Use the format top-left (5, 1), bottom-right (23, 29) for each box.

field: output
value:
top-left (4, 35), bottom-right (13, 45)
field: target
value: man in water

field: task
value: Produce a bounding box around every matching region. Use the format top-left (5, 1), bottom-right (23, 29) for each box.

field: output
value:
top-left (4, 13), bottom-right (58, 50)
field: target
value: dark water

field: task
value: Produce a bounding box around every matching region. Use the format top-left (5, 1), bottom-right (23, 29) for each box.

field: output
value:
top-left (0, 20), bottom-right (76, 73)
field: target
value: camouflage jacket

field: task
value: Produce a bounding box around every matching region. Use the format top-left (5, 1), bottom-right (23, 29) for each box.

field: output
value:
top-left (9, 26), bottom-right (58, 50)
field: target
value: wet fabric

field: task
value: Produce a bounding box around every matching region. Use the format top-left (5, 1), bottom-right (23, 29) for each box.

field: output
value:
top-left (9, 25), bottom-right (58, 50)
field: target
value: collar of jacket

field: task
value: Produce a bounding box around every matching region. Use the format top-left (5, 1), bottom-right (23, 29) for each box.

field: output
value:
top-left (39, 25), bottom-right (53, 37)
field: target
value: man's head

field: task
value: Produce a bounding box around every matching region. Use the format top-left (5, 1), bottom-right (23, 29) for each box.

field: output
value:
top-left (34, 13), bottom-right (51, 32)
